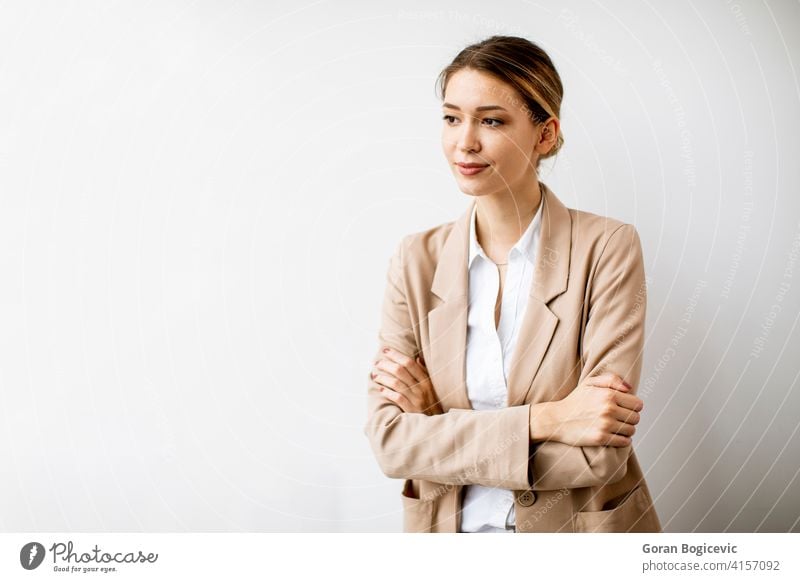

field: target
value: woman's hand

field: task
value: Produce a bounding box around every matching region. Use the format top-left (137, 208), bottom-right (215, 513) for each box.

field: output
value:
top-left (532, 373), bottom-right (643, 447)
top-left (371, 348), bottom-right (444, 416)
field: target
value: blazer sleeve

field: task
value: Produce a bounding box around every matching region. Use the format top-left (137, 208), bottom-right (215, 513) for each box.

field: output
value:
top-left (363, 237), bottom-right (534, 490)
top-left (529, 223), bottom-right (647, 490)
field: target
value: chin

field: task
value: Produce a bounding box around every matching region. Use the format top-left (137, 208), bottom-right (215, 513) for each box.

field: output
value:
top-left (456, 180), bottom-right (491, 197)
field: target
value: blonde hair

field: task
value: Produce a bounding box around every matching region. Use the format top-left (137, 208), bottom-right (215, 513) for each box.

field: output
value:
top-left (436, 35), bottom-right (564, 168)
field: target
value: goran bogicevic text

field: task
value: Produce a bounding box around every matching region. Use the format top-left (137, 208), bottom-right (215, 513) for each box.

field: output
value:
top-left (643, 543), bottom-right (738, 558)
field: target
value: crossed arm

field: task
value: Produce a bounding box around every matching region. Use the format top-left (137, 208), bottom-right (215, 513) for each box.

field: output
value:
top-left (363, 224), bottom-right (647, 491)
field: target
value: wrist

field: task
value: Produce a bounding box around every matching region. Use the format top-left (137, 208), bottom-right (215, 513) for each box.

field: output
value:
top-left (529, 402), bottom-right (559, 443)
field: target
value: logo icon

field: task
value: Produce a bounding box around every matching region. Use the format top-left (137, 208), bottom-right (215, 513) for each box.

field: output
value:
top-left (20, 542), bottom-right (46, 570)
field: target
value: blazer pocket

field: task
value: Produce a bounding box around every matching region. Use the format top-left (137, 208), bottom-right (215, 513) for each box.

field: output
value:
top-left (400, 479), bottom-right (434, 533)
top-left (574, 485), bottom-right (652, 533)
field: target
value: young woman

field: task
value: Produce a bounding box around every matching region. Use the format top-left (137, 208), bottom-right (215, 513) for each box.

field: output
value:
top-left (364, 35), bottom-right (661, 533)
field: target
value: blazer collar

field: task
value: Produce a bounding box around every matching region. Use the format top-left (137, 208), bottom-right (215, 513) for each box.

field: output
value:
top-left (467, 192), bottom-right (544, 271)
top-left (431, 181), bottom-right (571, 304)
top-left (427, 182), bottom-right (573, 409)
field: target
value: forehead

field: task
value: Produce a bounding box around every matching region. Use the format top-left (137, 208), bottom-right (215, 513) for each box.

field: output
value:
top-left (443, 68), bottom-right (517, 109)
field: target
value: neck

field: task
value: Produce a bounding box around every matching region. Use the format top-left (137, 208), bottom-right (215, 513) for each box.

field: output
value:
top-left (474, 180), bottom-right (542, 253)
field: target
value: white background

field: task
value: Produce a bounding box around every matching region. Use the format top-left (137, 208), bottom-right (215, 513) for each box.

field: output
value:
top-left (0, 0), bottom-right (798, 532)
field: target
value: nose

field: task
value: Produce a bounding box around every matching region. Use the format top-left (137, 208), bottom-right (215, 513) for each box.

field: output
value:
top-left (456, 117), bottom-right (480, 154)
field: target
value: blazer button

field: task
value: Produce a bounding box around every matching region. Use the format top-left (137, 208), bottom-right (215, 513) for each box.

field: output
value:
top-left (517, 490), bottom-right (536, 507)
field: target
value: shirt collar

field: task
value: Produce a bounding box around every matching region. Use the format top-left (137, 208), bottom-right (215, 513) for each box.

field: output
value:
top-left (468, 197), bottom-right (543, 270)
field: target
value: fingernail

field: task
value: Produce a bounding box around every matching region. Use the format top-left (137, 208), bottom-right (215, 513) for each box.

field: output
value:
top-left (382, 348), bottom-right (389, 353)
top-left (370, 372), bottom-right (375, 379)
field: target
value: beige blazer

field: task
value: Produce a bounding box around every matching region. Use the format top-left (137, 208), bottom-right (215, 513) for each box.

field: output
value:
top-left (364, 182), bottom-right (662, 533)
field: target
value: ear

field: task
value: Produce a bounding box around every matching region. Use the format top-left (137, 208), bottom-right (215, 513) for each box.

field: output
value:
top-left (535, 117), bottom-right (560, 156)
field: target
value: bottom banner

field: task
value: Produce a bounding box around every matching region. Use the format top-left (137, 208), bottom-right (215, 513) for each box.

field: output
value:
top-left (1, 533), bottom-right (798, 581)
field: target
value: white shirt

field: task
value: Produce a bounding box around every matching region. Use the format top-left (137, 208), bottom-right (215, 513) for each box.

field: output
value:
top-left (459, 199), bottom-right (543, 533)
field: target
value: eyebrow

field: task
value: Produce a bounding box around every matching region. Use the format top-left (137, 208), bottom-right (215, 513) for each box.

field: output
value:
top-left (442, 103), bottom-right (508, 112)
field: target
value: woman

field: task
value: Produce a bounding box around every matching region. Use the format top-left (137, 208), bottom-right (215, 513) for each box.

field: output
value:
top-left (364, 35), bottom-right (661, 533)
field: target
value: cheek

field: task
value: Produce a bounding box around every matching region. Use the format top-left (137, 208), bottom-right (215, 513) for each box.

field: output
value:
top-left (440, 133), bottom-right (450, 154)
top-left (492, 138), bottom-right (529, 170)
top-left (441, 128), bottom-right (457, 151)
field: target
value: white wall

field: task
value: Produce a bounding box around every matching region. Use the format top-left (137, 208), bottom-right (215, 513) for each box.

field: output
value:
top-left (0, 0), bottom-right (798, 532)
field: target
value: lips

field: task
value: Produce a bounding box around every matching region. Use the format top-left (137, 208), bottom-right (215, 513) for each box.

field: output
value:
top-left (456, 162), bottom-right (489, 176)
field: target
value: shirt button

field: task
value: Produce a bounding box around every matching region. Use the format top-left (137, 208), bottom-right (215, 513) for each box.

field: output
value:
top-left (517, 490), bottom-right (536, 507)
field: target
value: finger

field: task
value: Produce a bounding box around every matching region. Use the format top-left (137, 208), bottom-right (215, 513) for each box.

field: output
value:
top-left (585, 373), bottom-right (631, 392)
top-left (381, 347), bottom-right (423, 383)
top-left (376, 358), bottom-right (418, 388)
top-left (609, 419), bottom-right (636, 437)
top-left (598, 374), bottom-right (631, 392)
top-left (379, 386), bottom-right (414, 412)
top-left (371, 372), bottom-right (409, 394)
top-left (614, 392), bottom-right (644, 412)
top-left (383, 347), bottom-right (425, 385)
top-left (613, 405), bottom-right (641, 425)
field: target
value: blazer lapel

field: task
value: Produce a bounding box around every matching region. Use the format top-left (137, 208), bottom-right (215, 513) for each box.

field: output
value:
top-left (428, 183), bottom-right (572, 411)
top-left (506, 183), bottom-right (572, 406)
top-left (428, 200), bottom-right (474, 411)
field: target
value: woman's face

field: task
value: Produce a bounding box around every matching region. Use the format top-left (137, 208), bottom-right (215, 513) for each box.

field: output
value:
top-left (441, 68), bottom-right (547, 198)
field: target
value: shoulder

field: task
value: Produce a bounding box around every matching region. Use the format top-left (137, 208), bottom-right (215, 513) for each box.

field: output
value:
top-left (567, 207), bottom-right (630, 243)
top-left (566, 207), bottom-right (642, 260)
top-left (391, 219), bottom-right (457, 270)
top-left (565, 209), bottom-right (645, 304)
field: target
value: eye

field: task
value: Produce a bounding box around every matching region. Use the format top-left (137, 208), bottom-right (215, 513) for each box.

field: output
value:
top-left (441, 115), bottom-right (503, 127)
